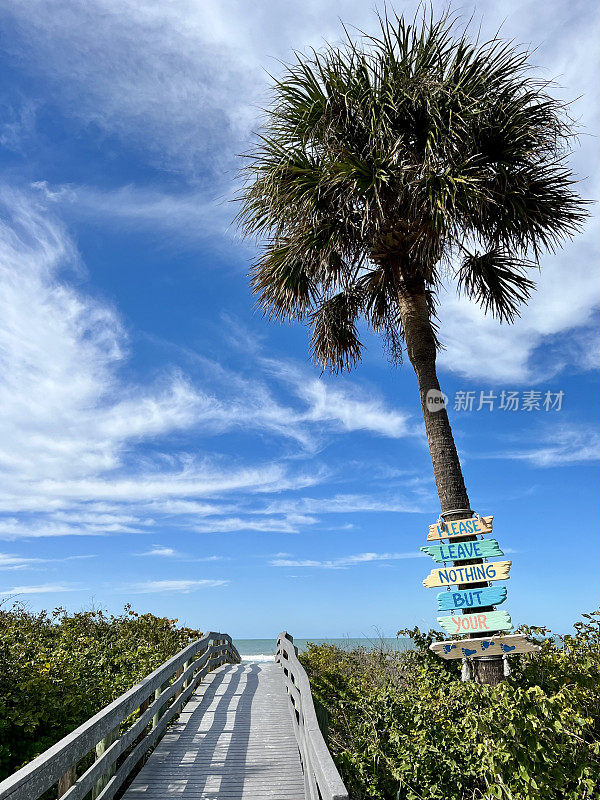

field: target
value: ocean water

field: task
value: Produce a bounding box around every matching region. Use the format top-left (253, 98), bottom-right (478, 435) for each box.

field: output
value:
top-left (234, 637), bottom-right (413, 661)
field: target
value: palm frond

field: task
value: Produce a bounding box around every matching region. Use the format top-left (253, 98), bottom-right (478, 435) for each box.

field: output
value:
top-left (309, 287), bottom-right (365, 372)
top-left (457, 248), bottom-right (536, 323)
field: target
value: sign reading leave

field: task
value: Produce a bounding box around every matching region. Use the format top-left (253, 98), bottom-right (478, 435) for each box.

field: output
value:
top-left (430, 634), bottom-right (540, 660)
top-left (423, 560), bottom-right (511, 588)
top-left (427, 514), bottom-right (493, 541)
top-left (421, 538), bottom-right (503, 563)
top-left (437, 610), bottom-right (512, 635)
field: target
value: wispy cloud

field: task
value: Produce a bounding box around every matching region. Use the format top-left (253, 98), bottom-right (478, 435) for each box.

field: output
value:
top-left (261, 493), bottom-right (428, 516)
top-left (496, 424), bottom-right (600, 467)
top-left (0, 552), bottom-right (96, 570)
top-left (0, 582), bottom-right (80, 595)
top-left (0, 552), bottom-right (44, 571)
top-left (0, 189), bottom-right (418, 541)
top-left (138, 545), bottom-right (179, 557)
top-left (30, 182), bottom-right (234, 247)
top-left (136, 545), bottom-right (225, 562)
top-left (270, 552), bottom-right (425, 569)
top-left (130, 579), bottom-right (228, 594)
top-left (267, 360), bottom-right (415, 439)
top-left (194, 514), bottom-right (318, 534)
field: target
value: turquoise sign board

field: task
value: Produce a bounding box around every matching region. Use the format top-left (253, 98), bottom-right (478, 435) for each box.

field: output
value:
top-left (437, 610), bottom-right (512, 635)
top-left (436, 586), bottom-right (507, 612)
top-left (421, 538), bottom-right (504, 563)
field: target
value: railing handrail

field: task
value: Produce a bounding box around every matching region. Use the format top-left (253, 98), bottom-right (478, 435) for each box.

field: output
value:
top-left (0, 631), bottom-right (240, 800)
top-left (276, 632), bottom-right (349, 800)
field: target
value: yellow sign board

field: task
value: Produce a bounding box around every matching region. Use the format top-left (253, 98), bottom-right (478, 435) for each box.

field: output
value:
top-left (423, 560), bottom-right (511, 588)
top-left (427, 515), bottom-right (493, 542)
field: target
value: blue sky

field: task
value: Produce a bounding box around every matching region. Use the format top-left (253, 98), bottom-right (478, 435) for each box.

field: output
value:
top-left (0, 0), bottom-right (597, 638)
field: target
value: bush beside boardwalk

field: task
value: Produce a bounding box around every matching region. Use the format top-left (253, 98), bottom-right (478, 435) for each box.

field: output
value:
top-left (300, 612), bottom-right (600, 800)
top-left (0, 604), bottom-right (202, 780)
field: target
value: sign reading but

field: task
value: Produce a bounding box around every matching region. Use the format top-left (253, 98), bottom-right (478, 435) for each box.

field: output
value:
top-left (436, 586), bottom-right (507, 612)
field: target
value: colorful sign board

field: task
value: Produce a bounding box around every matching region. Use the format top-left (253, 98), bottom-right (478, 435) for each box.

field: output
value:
top-left (436, 586), bottom-right (507, 612)
top-left (430, 634), bottom-right (540, 660)
top-left (423, 560), bottom-right (511, 588)
top-left (427, 515), bottom-right (493, 542)
top-left (437, 610), bottom-right (512, 635)
top-left (421, 538), bottom-right (503, 563)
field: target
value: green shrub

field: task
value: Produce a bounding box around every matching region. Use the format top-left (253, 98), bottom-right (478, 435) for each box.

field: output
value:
top-left (300, 612), bottom-right (600, 800)
top-left (0, 603), bottom-right (202, 780)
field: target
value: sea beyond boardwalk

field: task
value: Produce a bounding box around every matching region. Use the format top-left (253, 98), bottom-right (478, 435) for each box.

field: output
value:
top-left (234, 636), bottom-right (413, 660)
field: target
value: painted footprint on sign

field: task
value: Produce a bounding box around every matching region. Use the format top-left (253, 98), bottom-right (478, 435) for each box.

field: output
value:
top-left (443, 644), bottom-right (456, 654)
top-left (481, 640), bottom-right (495, 650)
top-left (462, 648), bottom-right (477, 657)
top-left (500, 644), bottom-right (516, 652)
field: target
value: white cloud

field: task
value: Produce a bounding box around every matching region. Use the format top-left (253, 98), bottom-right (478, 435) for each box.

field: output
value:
top-left (194, 514), bottom-right (318, 534)
top-left (0, 0), bottom-right (369, 175)
top-left (0, 553), bottom-right (43, 571)
top-left (496, 424), bottom-right (599, 467)
top-left (0, 582), bottom-right (79, 595)
top-left (437, 222), bottom-right (599, 383)
top-left (0, 551), bottom-right (96, 570)
top-left (0, 188), bottom-right (415, 541)
top-left (300, 380), bottom-right (413, 438)
top-left (30, 182), bottom-right (235, 247)
top-left (130, 579), bottom-right (228, 594)
top-left (260, 359), bottom-right (417, 442)
top-left (261, 493), bottom-right (427, 516)
top-left (270, 551), bottom-right (425, 569)
top-left (138, 545), bottom-right (179, 557)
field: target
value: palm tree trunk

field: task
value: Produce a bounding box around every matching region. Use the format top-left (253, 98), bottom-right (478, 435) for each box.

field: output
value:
top-left (396, 282), bottom-right (504, 686)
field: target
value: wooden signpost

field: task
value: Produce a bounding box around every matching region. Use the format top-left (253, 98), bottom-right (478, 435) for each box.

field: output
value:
top-left (436, 586), bottom-right (507, 612)
top-left (427, 515), bottom-right (493, 542)
top-left (437, 610), bottom-right (512, 635)
top-left (420, 512), bottom-right (533, 675)
top-left (421, 538), bottom-right (503, 562)
top-left (423, 560), bottom-right (511, 588)
top-left (430, 634), bottom-right (540, 660)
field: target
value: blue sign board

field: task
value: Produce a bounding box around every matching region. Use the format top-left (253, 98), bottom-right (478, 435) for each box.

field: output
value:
top-left (436, 586), bottom-right (508, 612)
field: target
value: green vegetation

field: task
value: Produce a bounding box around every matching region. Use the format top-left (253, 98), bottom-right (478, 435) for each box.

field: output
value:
top-left (0, 604), bottom-right (201, 780)
top-left (301, 612), bottom-right (600, 800)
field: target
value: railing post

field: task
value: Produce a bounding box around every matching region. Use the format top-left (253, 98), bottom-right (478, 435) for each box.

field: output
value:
top-left (92, 727), bottom-right (119, 799)
top-left (152, 682), bottom-right (168, 729)
top-left (57, 766), bottom-right (76, 798)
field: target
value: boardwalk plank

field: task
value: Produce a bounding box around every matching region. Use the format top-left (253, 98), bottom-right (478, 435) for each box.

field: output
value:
top-left (122, 663), bottom-right (304, 800)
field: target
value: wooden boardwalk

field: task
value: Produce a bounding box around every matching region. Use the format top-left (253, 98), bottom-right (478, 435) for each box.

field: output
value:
top-left (123, 662), bottom-right (305, 799)
top-left (0, 632), bottom-right (348, 800)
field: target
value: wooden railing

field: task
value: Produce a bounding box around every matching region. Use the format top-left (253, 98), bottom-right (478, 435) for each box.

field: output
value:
top-left (276, 632), bottom-right (349, 800)
top-left (0, 632), bottom-right (240, 800)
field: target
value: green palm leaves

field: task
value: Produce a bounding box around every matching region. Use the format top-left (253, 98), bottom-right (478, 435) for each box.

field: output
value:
top-left (238, 9), bottom-right (586, 372)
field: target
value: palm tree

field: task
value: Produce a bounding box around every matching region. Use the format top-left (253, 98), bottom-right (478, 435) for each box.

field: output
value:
top-left (237, 10), bottom-right (587, 683)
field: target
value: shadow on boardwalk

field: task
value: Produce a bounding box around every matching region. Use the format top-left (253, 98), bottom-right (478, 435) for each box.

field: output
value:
top-left (123, 663), bottom-right (305, 799)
